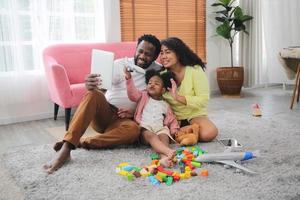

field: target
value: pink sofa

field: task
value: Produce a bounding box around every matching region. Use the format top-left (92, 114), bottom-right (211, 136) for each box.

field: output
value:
top-left (43, 42), bottom-right (136, 130)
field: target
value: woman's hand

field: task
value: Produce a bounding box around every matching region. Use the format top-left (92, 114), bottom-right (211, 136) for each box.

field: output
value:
top-left (168, 78), bottom-right (179, 100)
top-left (168, 78), bottom-right (187, 105)
top-left (123, 66), bottom-right (132, 80)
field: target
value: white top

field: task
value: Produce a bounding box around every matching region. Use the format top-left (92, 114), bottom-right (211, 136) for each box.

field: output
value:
top-left (105, 57), bottom-right (161, 111)
top-left (140, 98), bottom-right (168, 132)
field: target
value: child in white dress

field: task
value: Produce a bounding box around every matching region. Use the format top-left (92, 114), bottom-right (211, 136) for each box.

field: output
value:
top-left (124, 68), bottom-right (179, 167)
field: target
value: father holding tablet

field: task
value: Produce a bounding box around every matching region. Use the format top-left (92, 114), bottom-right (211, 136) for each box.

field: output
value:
top-left (44, 34), bottom-right (162, 173)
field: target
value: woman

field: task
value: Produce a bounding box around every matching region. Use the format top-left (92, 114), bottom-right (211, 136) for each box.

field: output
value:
top-left (160, 37), bottom-right (218, 142)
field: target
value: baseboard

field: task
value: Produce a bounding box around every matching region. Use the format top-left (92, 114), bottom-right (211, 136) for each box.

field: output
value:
top-left (0, 112), bottom-right (62, 125)
top-left (210, 83), bottom-right (285, 98)
top-left (0, 98), bottom-right (80, 126)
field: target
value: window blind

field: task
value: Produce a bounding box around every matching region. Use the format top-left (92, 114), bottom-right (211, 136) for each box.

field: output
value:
top-left (120, 0), bottom-right (206, 61)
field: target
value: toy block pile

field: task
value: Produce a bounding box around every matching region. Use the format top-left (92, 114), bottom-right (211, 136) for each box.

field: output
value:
top-left (116, 146), bottom-right (209, 186)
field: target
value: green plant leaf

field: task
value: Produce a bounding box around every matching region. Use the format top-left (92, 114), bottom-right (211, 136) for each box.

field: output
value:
top-left (216, 22), bottom-right (231, 39)
top-left (216, 10), bottom-right (229, 16)
top-left (241, 15), bottom-right (253, 22)
top-left (228, 0), bottom-right (236, 7)
top-left (219, 0), bottom-right (231, 6)
top-left (234, 23), bottom-right (245, 31)
top-left (234, 6), bottom-right (243, 19)
top-left (211, 3), bottom-right (225, 7)
top-left (215, 17), bottom-right (227, 22)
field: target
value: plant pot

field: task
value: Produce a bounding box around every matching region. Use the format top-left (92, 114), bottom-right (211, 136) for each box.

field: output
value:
top-left (216, 66), bottom-right (244, 96)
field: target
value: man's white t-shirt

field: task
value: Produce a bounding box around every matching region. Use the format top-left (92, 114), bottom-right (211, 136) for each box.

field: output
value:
top-left (105, 57), bottom-right (161, 111)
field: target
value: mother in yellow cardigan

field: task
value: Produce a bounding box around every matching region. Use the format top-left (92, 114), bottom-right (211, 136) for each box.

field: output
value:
top-left (160, 37), bottom-right (218, 142)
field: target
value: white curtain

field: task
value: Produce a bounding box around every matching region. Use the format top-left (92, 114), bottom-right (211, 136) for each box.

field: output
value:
top-left (240, 0), bottom-right (300, 87)
top-left (0, 0), bottom-right (113, 124)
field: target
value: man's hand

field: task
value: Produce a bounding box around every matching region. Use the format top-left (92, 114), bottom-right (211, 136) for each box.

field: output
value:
top-left (117, 108), bottom-right (134, 119)
top-left (123, 66), bottom-right (132, 80)
top-left (85, 74), bottom-right (101, 90)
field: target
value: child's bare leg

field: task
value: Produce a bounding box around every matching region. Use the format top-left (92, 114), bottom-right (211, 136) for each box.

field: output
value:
top-left (158, 134), bottom-right (176, 167)
top-left (142, 130), bottom-right (174, 167)
top-left (43, 142), bottom-right (72, 174)
top-left (159, 134), bottom-right (176, 157)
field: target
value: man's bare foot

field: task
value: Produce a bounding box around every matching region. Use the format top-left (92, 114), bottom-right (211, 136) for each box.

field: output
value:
top-left (43, 142), bottom-right (72, 174)
top-left (53, 141), bottom-right (64, 152)
top-left (78, 138), bottom-right (90, 150)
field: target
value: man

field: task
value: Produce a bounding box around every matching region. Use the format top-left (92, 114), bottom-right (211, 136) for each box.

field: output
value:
top-left (43, 34), bottom-right (161, 174)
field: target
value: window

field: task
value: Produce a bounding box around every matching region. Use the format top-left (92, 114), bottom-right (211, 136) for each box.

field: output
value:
top-left (0, 0), bottom-right (105, 72)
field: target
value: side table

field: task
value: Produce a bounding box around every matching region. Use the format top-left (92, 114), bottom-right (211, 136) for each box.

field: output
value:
top-left (278, 48), bottom-right (300, 109)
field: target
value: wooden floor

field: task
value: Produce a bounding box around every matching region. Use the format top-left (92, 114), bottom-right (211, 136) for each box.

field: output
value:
top-left (0, 117), bottom-right (64, 155)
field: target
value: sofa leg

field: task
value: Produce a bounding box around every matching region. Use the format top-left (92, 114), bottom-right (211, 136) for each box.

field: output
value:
top-left (54, 103), bottom-right (59, 120)
top-left (65, 108), bottom-right (72, 131)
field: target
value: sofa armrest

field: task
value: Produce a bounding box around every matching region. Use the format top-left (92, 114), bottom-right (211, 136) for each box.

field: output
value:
top-left (49, 64), bottom-right (73, 106)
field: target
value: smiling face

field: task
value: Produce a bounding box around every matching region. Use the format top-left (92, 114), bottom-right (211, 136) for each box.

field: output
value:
top-left (134, 40), bottom-right (157, 69)
top-left (159, 45), bottom-right (180, 69)
top-left (146, 75), bottom-right (166, 99)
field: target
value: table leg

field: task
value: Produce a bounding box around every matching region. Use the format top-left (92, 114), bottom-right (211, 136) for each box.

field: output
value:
top-left (290, 63), bottom-right (300, 109)
top-left (297, 63), bottom-right (300, 102)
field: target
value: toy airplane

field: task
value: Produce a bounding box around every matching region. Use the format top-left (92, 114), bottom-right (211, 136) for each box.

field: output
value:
top-left (193, 150), bottom-right (260, 174)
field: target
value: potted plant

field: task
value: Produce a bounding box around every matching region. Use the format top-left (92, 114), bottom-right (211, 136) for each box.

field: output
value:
top-left (212, 0), bottom-right (253, 96)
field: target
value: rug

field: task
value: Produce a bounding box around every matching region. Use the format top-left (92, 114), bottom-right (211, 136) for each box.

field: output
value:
top-left (1, 111), bottom-right (300, 200)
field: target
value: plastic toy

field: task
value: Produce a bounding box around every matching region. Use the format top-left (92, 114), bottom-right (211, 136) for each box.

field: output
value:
top-left (194, 150), bottom-right (260, 174)
top-left (252, 103), bottom-right (262, 117)
top-left (116, 146), bottom-right (206, 186)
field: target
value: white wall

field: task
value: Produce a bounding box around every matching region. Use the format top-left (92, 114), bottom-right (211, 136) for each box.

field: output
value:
top-left (206, 0), bottom-right (231, 93)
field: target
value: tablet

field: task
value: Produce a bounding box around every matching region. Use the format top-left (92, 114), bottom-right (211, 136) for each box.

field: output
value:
top-left (90, 49), bottom-right (114, 90)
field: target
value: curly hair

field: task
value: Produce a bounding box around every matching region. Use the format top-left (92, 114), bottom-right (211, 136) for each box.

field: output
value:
top-left (137, 34), bottom-right (161, 59)
top-left (145, 69), bottom-right (176, 90)
top-left (160, 37), bottom-right (205, 70)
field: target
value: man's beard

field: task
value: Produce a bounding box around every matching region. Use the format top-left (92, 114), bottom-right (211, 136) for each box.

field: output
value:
top-left (134, 57), bottom-right (151, 69)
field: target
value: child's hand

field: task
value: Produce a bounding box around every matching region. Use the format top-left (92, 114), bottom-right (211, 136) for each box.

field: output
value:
top-left (123, 66), bottom-right (132, 80)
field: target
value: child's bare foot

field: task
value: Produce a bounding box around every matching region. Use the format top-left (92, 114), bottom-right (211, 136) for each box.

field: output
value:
top-left (159, 150), bottom-right (176, 168)
top-left (167, 150), bottom-right (176, 160)
top-left (43, 142), bottom-right (71, 174)
top-left (159, 156), bottom-right (173, 168)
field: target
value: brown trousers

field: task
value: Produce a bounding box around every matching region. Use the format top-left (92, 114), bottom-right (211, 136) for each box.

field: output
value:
top-left (63, 90), bottom-right (140, 149)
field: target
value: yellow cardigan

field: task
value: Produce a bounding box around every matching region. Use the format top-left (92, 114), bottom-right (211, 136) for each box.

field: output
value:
top-left (163, 65), bottom-right (209, 120)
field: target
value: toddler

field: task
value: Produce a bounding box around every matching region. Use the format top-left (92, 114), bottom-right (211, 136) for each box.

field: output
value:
top-left (124, 68), bottom-right (179, 167)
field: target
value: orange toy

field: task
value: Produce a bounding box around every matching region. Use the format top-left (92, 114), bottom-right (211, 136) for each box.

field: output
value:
top-left (175, 124), bottom-right (200, 146)
top-left (200, 169), bottom-right (209, 177)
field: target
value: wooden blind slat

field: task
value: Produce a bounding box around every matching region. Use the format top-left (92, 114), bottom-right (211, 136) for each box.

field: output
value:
top-left (120, 0), bottom-right (206, 61)
top-left (120, 0), bottom-right (134, 41)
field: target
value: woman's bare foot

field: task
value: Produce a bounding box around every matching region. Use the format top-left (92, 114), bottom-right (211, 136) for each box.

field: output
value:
top-left (43, 142), bottom-right (72, 174)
